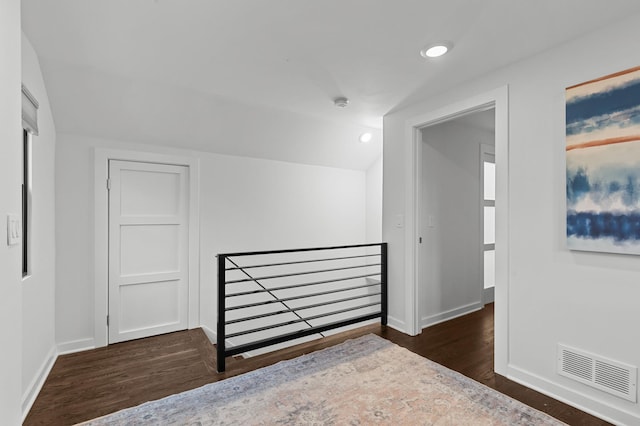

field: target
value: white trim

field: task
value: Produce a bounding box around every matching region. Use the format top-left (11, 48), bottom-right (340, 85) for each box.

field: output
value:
top-left (94, 148), bottom-right (201, 348)
top-left (385, 315), bottom-right (406, 333)
top-left (21, 346), bottom-right (56, 423)
top-left (201, 325), bottom-right (254, 359)
top-left (403, 123), bottom-right (421, 336)
top-left (404, 85), bottom-right (509, 375)
top-left (57, 338), bottom-right (96, 355)
top-left (507, 365), bottom-right (638, 426)
top-left (420, 302), bottom-right (483, 330)
top-left (200, 325), bottom-right (216, 344)
top-left (483, 286), bottom-right (495, 304)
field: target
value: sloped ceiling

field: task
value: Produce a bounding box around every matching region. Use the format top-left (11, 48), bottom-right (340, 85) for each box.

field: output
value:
top-left (21, 0), bottom-right (640, 170)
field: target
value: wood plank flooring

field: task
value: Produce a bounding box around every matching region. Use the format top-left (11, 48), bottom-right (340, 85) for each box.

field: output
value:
top-left (24, 304), bottom-right (611, 425)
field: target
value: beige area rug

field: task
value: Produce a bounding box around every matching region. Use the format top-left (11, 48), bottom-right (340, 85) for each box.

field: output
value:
top-left (80, 334), bottom-right (566, 425)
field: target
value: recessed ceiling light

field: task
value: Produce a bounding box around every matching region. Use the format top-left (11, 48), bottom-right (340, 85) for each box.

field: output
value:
top-left (420, 42), bottom-right (453, 58)
top-left (359, 132), bottom-right (372, 143)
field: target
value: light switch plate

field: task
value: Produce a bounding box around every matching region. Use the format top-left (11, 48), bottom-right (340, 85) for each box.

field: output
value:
top-left (7, 214), bottom-right (20, 246)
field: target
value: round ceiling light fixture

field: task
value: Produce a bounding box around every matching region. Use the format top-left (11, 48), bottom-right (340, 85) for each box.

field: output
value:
top-left (420, 42), bottom-right (453, 58)
top-left (334, 97), bottom-right (349, 108)
top-left (359, 132), bottom-right (372, 143)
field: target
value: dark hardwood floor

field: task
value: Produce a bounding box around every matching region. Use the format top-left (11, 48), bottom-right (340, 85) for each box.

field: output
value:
top-left (25, 304), bottom-right (610, 425)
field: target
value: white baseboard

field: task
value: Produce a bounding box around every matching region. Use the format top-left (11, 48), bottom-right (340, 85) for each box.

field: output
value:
top-left (420, 301), bottom-right (483, 330)
top-left (201, 324), bottom-right (260, 359)
top-left (386, 315), bottom-right (407, 334)
top-left (22, 345), bottom-right (57, 423)
top-left (483, 286), bottom-right (495, 304)
top-left (57, 338), bottom-right (96, 355)
top-left (507, 364), bottom-right (638, 426)
top-left (200, 325), bottom-right (216, 344)
top-left (365, 277), bottom-right (381, 286)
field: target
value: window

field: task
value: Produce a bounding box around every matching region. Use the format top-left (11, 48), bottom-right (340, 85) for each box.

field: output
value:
top-left (21, 84), bottom-right (38, 278)
top-left (22, 130), bottom-right (31, 277)
top-left (482, 146), bottom-right (495, 290)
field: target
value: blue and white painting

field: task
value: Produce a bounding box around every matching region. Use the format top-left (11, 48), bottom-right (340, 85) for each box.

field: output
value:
top-left (566, 66), bottom-right (640, 254)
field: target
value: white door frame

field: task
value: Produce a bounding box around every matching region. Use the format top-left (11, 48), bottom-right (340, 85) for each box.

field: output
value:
top-left (403, 86), bottom-right (509, 375)
top-left (94, 148), bottom-right (200, 348)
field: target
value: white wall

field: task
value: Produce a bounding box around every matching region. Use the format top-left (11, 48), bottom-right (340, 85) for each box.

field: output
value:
top-left (366, 156), bottom-right (383, 243)
top-left (20, 33), bottom-right (57, 417)
top-left (56, 134), bottom-right (367, 348)
top-left (383, 13), bottom-right (640, 425)
top-left (0, 0), bottom-right (23, 423)
top-left (419, 120), bottom-right (494, 327)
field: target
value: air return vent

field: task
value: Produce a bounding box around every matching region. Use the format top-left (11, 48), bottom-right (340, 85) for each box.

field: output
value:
top-left (558, 344), bottom-right (637, 402)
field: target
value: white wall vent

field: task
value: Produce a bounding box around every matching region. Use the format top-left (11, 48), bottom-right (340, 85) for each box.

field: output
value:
top-left (558, 344), bottom-right (637, 402)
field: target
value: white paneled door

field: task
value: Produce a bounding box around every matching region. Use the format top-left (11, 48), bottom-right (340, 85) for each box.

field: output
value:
top-left (108, 160), bottom-right (189, 344)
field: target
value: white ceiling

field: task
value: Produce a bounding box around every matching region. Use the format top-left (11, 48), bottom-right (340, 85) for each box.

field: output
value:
top-left (21, 1), bottom-right (640, 170)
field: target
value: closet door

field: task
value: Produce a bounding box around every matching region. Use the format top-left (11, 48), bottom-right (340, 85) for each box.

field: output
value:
top-left (108, 160), bottom-right (189, 343)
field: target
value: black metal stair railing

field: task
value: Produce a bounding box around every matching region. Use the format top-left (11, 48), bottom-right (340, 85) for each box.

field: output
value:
top-left (216, 243), bottom-right (387, 372)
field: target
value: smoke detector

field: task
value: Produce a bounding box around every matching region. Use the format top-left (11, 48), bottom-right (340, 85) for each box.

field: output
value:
top-left (334, 97), bottom-right (349, 108)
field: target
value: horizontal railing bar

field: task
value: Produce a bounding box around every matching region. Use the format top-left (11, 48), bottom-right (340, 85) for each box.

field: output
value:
top-left (226, 263), bottom-right (382, 284)
top-left (227, 303), bottom-right (381, 338)
top-left (218, 243), bottom-right (383, 258)
top-left (225, 292), bottom-right (382, 325)
top-left (226, 282), bottom-right (382, 311)
top-left (225, 253), bottom-right (380, 271)
top-left (225, 313), bottom-right (382, 357)
top-left (226, 274), bottom-right (381, 297)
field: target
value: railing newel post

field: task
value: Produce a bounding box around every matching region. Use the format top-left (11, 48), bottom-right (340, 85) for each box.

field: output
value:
top-left (217, 254), bottom-right (227, 373)
top-left (381, 243), bottom-right (388, 326)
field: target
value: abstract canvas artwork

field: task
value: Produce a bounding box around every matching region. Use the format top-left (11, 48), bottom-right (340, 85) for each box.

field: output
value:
top-left (566, 66), bottom-right (640, 254)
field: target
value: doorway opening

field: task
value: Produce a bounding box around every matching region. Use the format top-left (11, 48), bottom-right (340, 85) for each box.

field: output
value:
top-left (417, 108), bottom-right (495, 329)
top-left (403, 85), bottom-right (509, 375)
